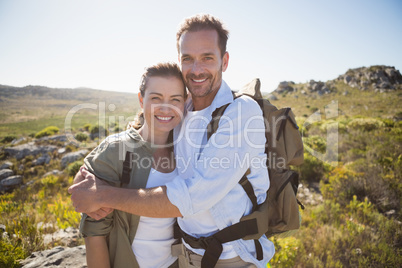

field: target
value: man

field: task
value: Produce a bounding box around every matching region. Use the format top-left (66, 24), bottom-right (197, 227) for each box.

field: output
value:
top-left (69, 14), bottom-right (274, 267)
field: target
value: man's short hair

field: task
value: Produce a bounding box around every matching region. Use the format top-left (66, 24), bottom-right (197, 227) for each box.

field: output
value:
top-left (176, 14), bottom-right (229, 58)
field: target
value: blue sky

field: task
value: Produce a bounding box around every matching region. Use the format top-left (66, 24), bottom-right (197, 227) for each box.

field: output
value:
top-left (0, 0), bottom-right (401, 93)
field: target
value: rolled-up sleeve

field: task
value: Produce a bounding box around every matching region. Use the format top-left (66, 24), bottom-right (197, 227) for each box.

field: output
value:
top-left (79, 139), bottom-right (122, 236)
top-left (80, 213), bottom-right (114, 237)
top-left (166, 96), bottom-right (268, 217)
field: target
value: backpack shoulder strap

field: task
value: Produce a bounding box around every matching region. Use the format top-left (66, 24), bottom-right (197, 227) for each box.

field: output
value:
top-left (121, 151), bottom-right (132, 184)
top-left (206, 102), bottom-right (231, 140)
top-left (239, 175), bottom-right (258, 211)
top-left (207, 92), bottom-right (249, 140)
top-left (206, 93), bottom-right (259, 210)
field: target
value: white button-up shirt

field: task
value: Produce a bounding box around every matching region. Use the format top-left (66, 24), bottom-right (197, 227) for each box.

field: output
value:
top-left (166, 80), bottom-right (275, 267)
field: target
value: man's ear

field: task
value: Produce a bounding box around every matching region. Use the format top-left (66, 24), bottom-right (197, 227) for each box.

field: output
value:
top-left (138, 92), bottom-right (143, 108)
top-left (222, 51), bottom-right (229, 72)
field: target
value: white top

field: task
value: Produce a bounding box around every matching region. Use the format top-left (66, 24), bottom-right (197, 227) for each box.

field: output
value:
top-left (132, 168), bottom-right (178, 268)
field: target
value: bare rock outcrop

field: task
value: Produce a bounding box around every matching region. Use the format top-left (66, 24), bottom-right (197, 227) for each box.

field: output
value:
top-left (20, 246), bottom-right (87, 268)
top-left (4, 142), bottom-right (57, 160)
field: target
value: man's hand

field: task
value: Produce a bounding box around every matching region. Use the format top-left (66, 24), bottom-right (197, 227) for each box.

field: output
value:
top-left (68, 167), bottom-right (113, 219)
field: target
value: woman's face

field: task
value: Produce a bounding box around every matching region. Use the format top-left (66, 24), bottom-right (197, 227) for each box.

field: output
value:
top-left (139, 76), bottom-right (186, 134)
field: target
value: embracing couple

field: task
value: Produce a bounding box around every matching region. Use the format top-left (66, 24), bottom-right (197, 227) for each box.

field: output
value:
top-left (68, 14), bottom-right (275, 268)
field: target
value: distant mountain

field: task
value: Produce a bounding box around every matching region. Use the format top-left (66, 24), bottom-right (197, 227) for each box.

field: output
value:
top-left (0, 85), bottom-right (140, 127)
top-left (0, 84), bottom-right (137, 102)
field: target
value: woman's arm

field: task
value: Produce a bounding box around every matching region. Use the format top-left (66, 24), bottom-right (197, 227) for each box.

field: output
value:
top-left (85, 236), bottom-right (110, 268)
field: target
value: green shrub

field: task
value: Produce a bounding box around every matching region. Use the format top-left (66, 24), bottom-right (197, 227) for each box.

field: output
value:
top-left (319, 119), bottom-right (347, 134)
top-left (270, 237), bottom-right (301, 267)
top-left (382, 118), bottom-right (395, 128)
top-left (83, 123), bottom-right (92, 131)
top-left (75, 132), bottom-right (88, 142)
top-left (297, 152), bottom-right (332, 183)
top-left (34, 126), bottom-right (59, 139)
top-left (303, 135), bottom-right (327, 154)
top-left (65, 144), bottom-right (77, 153)
top-left (0, 134), bottom-right (17, 144)
top-left (347, 118), bottom-right (384, 132)
top-left (66, 161), bottom-right (83, 177)
top-left (89, 125), bottom-right (108, 140)
top-left (0, 235), bottom-right (28, 267)
top-left (321, 167), bottom-right (365, 206)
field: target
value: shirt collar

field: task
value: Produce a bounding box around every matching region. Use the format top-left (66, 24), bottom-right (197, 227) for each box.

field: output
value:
top-left (209, 80), bottom-right (233, 111)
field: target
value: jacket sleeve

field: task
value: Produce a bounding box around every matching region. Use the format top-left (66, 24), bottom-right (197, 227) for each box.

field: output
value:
top-left (79, 139), bottom-right (123, 237)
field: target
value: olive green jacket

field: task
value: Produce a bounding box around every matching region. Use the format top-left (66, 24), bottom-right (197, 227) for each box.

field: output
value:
top-left (80, 128), bottom-right (177, 268)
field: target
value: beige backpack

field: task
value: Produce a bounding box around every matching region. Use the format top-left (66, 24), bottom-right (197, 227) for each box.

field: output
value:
top-left (206, 78), bottom-right (304, 258)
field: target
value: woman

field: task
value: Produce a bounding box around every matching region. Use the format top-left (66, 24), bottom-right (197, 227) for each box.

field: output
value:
top-left (80, 62), bottom-right (187, 268)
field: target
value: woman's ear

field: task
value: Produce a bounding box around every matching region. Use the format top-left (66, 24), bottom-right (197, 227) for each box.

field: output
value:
top-left (138, 92), bottom-right (143, 108)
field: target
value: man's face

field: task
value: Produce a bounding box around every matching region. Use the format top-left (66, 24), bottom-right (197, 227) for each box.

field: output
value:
top-left (178, 30), bottom-right (228, 100)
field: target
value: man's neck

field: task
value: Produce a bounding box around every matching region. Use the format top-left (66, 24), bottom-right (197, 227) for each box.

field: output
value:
top-left (192, 81), bottom-right (222, 111)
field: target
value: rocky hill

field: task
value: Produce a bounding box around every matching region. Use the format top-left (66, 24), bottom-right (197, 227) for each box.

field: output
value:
top-left (271, 65), bottom-right (402, 96)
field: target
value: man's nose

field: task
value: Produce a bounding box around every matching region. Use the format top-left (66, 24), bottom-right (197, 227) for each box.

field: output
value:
top-left (190, 61), bottom-right (203, 75)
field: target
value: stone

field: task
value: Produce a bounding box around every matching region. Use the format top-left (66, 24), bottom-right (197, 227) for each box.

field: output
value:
top-left (312, 82), bottom-right (323, 92)
top-left (58, 148), bottom-right (66, 154)
top-left (11, 137), bottom-right (26, 145)
top-left (60, 150), bottom-right (89, 168)
top-left (4, 142), bottom-right (57, 160)
top-left (266, 94), bottom-right (278, 101)
top-left (275, 81), bottom-right (294, 94)
top-left (37, 135), bottom-right (68, 143)
top-left (1, 175), bottom-right (23, 190)
top-left (0, 161), bottom-right (13, 170)
top-left (385, 210), bottom-right (396, 216)
top-left (43, 170), bottom-right (63, 178)
top-left (32, 155), bottom-right (51, 166)
top-left (20, 245), bottom-right (87, 268)
top-left (0, 169), bottom-right (13, 181)
top-left (43, 227), bottom-right (80, 246)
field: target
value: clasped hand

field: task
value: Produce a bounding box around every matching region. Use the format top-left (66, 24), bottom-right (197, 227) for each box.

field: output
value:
top-left (68, 166), bottom-right (113, 220)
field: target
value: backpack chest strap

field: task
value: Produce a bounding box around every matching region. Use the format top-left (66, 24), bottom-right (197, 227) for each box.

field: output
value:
top-left (174, 219), bottom-right (262, 267)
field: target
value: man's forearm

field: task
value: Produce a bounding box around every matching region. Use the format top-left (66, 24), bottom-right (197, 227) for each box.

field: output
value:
top-left (98, 185), bottom-right (182, 218)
